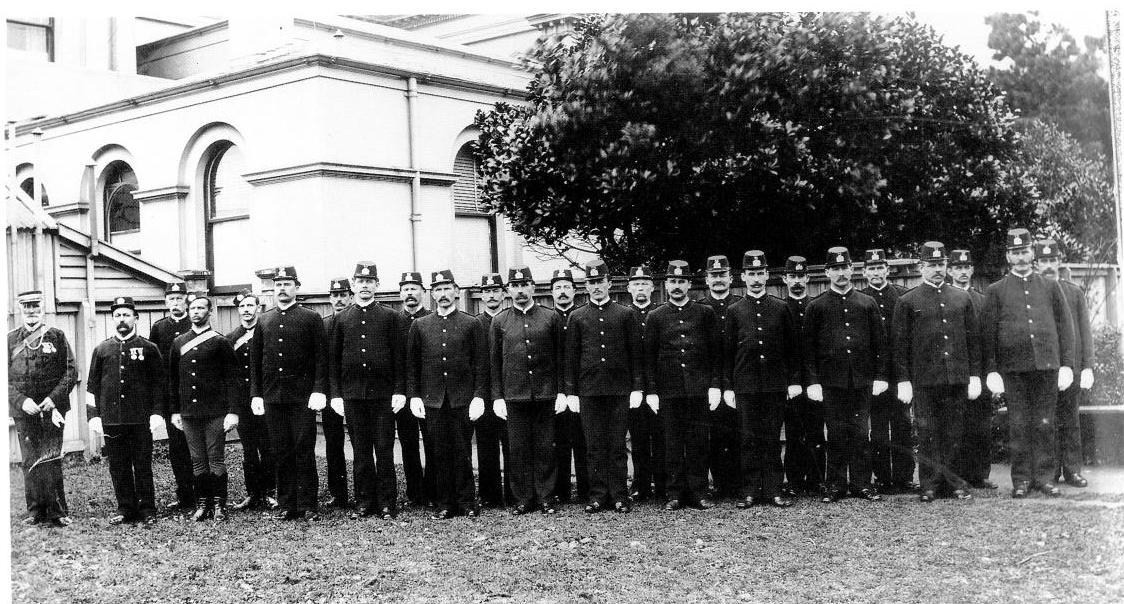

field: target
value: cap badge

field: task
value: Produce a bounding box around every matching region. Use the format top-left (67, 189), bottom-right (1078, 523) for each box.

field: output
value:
top-left (116, 297), bottom-right (125, 305)
top-left (514, 270), bottom-right (523, 279)
top-left (332, 282), bottom-right (340, 289)
top-left (1013, 236), bottom-right (1022, 245)
top-left (752, 258), bottom-right (761, 267)
top-left (932, 249), bottom-right (941, 258)
top-left (1043, 245), bottom-right (1051, 254)
top-left (361, 267), bottom-right (370, 276)
top-left (959, 253), bottom-right (967, 261)
top-left (836, 254), bottom-right (844, 263)
top-left (674, 267), bottom-right (683, 276)
top-left (712, 259), bottom-right (721, 268)
top-left (872, 252), bottom-right (880, 260)
top-left (589, 268), bottom-right (598, 277)
top-left (277, 268), bottom-right (288, 278)
top-left (796, 264), bottom-right (803, 271)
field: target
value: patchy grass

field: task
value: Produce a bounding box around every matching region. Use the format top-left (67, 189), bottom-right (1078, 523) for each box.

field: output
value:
top-left (10, 445), bottom-right (1124, 603)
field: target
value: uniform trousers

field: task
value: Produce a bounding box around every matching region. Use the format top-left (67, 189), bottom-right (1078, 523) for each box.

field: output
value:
top-left (553, 409), bottom-right (588, 501)
top-left (238, 411), bottom-right (275, 498)
top-left (738, 392), bottom-right (786, 498)
top-left (426, 397), bottom-right (476, 512)
top-left (162, 412), bottom-right (195, 505)
top-left (579, 395), bottom-right (630, 505)
top-left (102, 423), bottom-right (156, 519)
top-left (321, 406), bottom-right (349, 502)
top-left (182, 415), bottom-right (226, 477)
top-left (394, 410), bottom-right (426, 504)
top-left (265, 404), bottom-right (318, 513)
top-left (663, 396), bottom-right (710, 503)
top-left (783, 393), bottom-right (826, 491)
top-left (870, 390), bottom-right (915, 486)
top-left (16, 417), bottom-right (68, 521)
top-left (958, 397), bottom-right (994, 484)
top-left (474, 406), bottom-right (511, 505)
top-left (823, 387), bottom-right (873, 492)
top-left (913, 385), bottom-right (969, 494)
top-left (1056, 386), bottom-right (1084, 476)
top-left (345, 399), bottom-right (397, 511)
top-left (628, 403), bottom-right (666, 497)
top-left (507, 399), bottom-right (557, 507)
top-left (709, 403), bottom-right (742, 496)
top-left (1005, 370), bottom-right (1059, 486)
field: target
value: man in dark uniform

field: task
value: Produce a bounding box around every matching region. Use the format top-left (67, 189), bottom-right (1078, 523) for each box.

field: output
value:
top-left (948, 249), bottom-right (998, 490)
top-left (407, 270), bottom-right (488, 519)
top-left (892, 242), bottom-right (980, 502)
top-left (320, 277), bottom-right (353, 508)
top-left (1034, 239), bottom-right (1094, 488)
top-left (9, 290), bottom-right (78, 527)
top-left (861, 249), bottom-right (915, 494)
top-left (981, 228), bottom-right (1075, 498)
top-left (724, 251), bottom-right (800, 509)
top-left (250, 266), bottom-right (328, 520)
top-left (565, 259), bottom-right (644, 514)
top-left (226, 290), bottom-right (278, 511)
top-left (626, 265), bottom-right (666, 502)
top-left (328, 262), bottom-right (406, 520)
top-left (491, 266), bottom-right (566, 515)
top-left (550, 268), bottom-right (589, 505)
top-left (780, 256), bottom-right (825, 496)
top-left (147, 282), bottom-right (196, 512)
top-left (805, 247), bottom-right (887, 503)
top-left (475, 273), bottom-right (512, 507)
top-left (698, 255), bottom-right (743, 500)
top-left (397, 271), bottom-right (431, 506)
top-left (646, 260), bottom-right (722, 511)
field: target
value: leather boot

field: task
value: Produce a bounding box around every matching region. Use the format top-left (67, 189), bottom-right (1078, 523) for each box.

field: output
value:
top-left (213, 473), bottom-right (229, 521)
top-left (192, 474), bottom-right (213, 522)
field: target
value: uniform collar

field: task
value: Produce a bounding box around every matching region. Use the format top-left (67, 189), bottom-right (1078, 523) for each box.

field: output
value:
top-left (669, 298), bottom-right (692, 309)
top-left (276, 300), bottom-right (297, 311)
top-left (1010, 268), bottom-right (1034, 280)
top-left (923, 280), bottom-right (943, 290)
top-left (746, 290), bottom-right (767, 299)
top-left (708, 291), bottom-right (731, 301)
top-left (115, 330), bottom-right (137, 342)
top-left (436, 306), bottom-right (457, 318)
top-left (240, 320), bottom-right (258, 330)
top-left (483, 308), bottom-right (502, 317)
top-left (787, 293), bottom-right (807, 301)
top-left (591, 297), bottom-right (611, 308)
top-left (953, 283), bottom-right (971, 292)
top-left (355, 298), bottom-right (377, 309)
top-left (829, 285), bottom-right (854, 296)
top-left (868, 282), bottom-right (888, 292)
top-left (191, 324), bottom-right (211, 334)
top-left (631, 301), bottom-right (651, 310)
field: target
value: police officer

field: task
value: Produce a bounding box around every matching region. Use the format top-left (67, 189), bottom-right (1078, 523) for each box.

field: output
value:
top-left (407, 270), bottom-right (488, 519)
top-left (168, 293), bottom-right (239, 521)
top-left (86, 296), bottom-right (165, 525)
top-left (892, 242), bottom-right (980, 502)
top-left (328, 262), bottom-right (406, 520)
top-left (948, 249), bottom-right (998, 490)
top-left (9, 290), bottom-right (77, 527)
top-left (227, 290), bottom-right (278, 511)
top-left (565, 259), bottom-right (644, 514)
top-left (626, 265), bottom-right (666, 502)
top-left (250, 266), bottom-right (329, 520)
top-left (724, 251), bottom-right (800, 508)
top-left (550, 268), bottom-right (589, 505)
top-left (805, 247), bottom-right (886, 503)
top-left (1033, 239), bottom-right (1094, 488)
top-left (645, 260), bottom-right (722, 510)
top-left (981, 229), bottom-right (1075, 498)
top-left (321, 277), bottom-right (353, 508)
top-left (780, 256), bottom-right (825, 496)
top-left (475, 273), bottom-right (512, 507)
top-left (397, 271), bottom-right (431, 506)
top-left (698, 255), bottom-right (743, 500)
top-left (861, 249), bottom-right (915, 494)
top-left (491, 267), bottom-right (566, 515)
top-left (148, 282), bottom-right (196, 512)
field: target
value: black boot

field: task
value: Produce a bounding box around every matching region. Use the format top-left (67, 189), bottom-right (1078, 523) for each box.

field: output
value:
top-left (191, 474), bottom-right (213, 522)
top-left (213, 473), bottom-right (229, 521)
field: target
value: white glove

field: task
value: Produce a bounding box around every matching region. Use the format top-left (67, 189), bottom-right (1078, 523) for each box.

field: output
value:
top-left (968, 376), bottom-right (982, 401)
top-left (629, 391), bottom-right (643, 409)
top-left (89, 417), bottom-right (104, 435)
top-left (707, 388), bottom-right (721, 411)
top-left (645, 394), bottom-right (659, 413)
top-left (872, 380), bottom-right (889, 396)
top-left (251, 397), bottom-right (265, 416)
top-left (723, 390), bottom-right (736, 409)
top-left (171, 413), bottom-right (183, 431)
top-left (21, 398), bottom-right (40, 415)
top-left (39, 396), bottom-right (56, 413)
top-left (410, 397), bottom-right (426, 419)
top-left (1058, 366), bottom-right (1073, 391)
top-left (308, 392), bottom-right (327, 411)
top-left (392, 394), bottom-right (407, 414)
top-left (329, 397), bottom-right (345, 417)
top-left (807, 384), bottom-right (823, 402)
top-left (493, 399), bottom-right (508, 420)
top-left (50, 409), bottom-right (64, 427)
top-left (469, 397), bottom-right (485, 421)
top-left (148, 414), bottom-right (164, 434)
top-left (986, 372), bottom-right (1004, 395)
top-left (567, 395), bottom-right (580, 413)
top-left (787, 385), bottom-right (802, 400)
top-left (896, 381), bottom-right (913, 404)
top-left (554, 393), bottom-right (567, 415)
top-left (223, 413), bottom-right (239, 433)
top-left (1080, 368), bottom-right (1094, 390)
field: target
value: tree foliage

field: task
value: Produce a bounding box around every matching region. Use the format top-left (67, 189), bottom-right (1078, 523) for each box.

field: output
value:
top-left (474, 13), bottom-right (1037, 273)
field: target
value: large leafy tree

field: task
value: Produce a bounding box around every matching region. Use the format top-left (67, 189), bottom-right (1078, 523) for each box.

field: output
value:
top-left (474, 13), bottom-right (1037, 273)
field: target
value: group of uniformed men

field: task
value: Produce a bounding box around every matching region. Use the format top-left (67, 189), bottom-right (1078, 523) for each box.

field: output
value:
top-left (9, 226), bottom-right (1095, 526)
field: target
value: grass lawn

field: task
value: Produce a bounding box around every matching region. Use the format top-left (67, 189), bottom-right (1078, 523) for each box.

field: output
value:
top-left (9, 445), bottom-right (1124, 604)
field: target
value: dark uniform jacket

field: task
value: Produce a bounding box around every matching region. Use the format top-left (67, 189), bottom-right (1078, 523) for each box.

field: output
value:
top-left (400, 307), bottom-right (432, 338)
top-left (87, 333), bottom-right (165, 424)
top-left (490, 304), bottom-right (565, 403)
top-left (785, 295), bottom-right (812, 386)
top-left (564, 300), bottom-right (644, 396)
top-left (8, 325), bottom-right (77, 418)
top-left (724, 294), bottom-right (799, 394)
top-left (861, 283), bottom-right (906, 381)
top-left (644, 300), bottom-right (722, 398)
top-left (149, 314), bottom-right (190, 410)
top-left (1059, 280), bottom-right (1094, 372)
top-left (892, 283), bottom-right (981, 387)
top-left (628, 302), bottom-right (656, 393)
top-left (803, 288), bottom-right (886, 389)
top-left (169, 327), bottom-right (237, 417)
top-left (329, 302), bottom-right (406, 400)
top-left (226, 324), bottom-right (257, 415)
top-left (250, 303), bottom-right (328, 405)
top-left (698, 293), bottom-right (743, 342)
top-left (407, 310), bottom-right (488, 408)
top-left (981, 272), bottom-right (1075, 374)
top-left (476, 310), bottom-right (502, 395)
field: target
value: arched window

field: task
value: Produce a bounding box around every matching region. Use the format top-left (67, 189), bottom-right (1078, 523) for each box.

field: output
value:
top-left (103, 161), bottom-right (139, 236)
top-left (19, 177), bottom-right (48, 206)
top-left (451, 142), bottom-right (497, 278)
top-left (453, 144), bottom-right (485, 214)
top-left (202, 141), bottom-right (252, 288)
top-left (204, 142), bottom-right (251, 219)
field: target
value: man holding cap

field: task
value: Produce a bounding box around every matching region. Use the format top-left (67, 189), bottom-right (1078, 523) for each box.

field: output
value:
top-left (550, 268), bottom-right (589, 505)
top-left (397, 271), bottom-right (431, 506)
top-left (9, 290), bottom-right (78, 527)
top-left (780, 256), bottom-right (825, 496)
top-left (475, 273), bottom-right (512, 508)
top-left (626, 265), bottom-right (666, 502)
top-left (320, 277), bottom-right (354, 509)
top-left (698, 255), bottom-right (743, 501)
top-left (981, 229), bottom-right (1075, 498)
top-left (148, 282), bottom-right (196, 512)
top-left (227, 290), bottom-right (278, 511)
